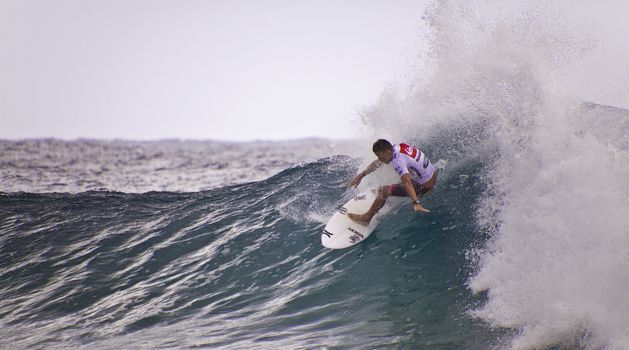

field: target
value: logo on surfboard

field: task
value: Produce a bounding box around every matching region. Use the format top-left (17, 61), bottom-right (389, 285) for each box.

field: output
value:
top-left (347, 227), bottom-right (364, 243)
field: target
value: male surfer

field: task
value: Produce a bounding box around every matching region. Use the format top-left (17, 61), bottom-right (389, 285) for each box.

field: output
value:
top-left (347, 139), bottom-right (437, 224)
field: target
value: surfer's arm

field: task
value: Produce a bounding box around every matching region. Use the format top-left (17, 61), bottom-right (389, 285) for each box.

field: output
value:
top-left (350, 160), bottom-right (383, 188)
top-left (401, 174), bottom-right (430, 213)
top-left (360, 160), bottom-right (383, 177)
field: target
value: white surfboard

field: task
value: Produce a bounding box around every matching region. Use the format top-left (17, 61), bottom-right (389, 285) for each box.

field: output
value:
top-left (322, 189), bottom-right (380, 249)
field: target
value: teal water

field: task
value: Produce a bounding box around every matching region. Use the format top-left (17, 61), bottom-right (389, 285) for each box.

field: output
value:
top-left (0, 154), bottom-right (506, 349)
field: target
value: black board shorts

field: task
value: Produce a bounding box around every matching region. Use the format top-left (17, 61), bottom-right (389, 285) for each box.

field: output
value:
top-left (389, 182), bottom-right (431, 197)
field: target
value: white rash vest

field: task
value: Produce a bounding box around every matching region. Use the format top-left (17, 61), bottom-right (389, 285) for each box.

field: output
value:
top-left (391, 143), bottom-right (435, 185)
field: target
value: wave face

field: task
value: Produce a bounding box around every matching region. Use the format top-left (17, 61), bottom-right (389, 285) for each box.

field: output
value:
top-left (1, 154), bottom-right (503, 349)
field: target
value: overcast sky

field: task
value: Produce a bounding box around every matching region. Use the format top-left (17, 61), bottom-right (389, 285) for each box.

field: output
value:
top-left (0, 0), bottom-right (427, 141)
top-left (1, 0), bottom-right (627, 141)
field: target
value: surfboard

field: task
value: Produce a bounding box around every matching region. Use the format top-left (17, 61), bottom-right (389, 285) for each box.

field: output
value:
top-left (322, 189), bottom-right (380, 249)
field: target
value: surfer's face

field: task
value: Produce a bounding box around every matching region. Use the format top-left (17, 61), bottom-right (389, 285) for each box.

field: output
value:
top-left (376, 149), bottom-right (393, 164)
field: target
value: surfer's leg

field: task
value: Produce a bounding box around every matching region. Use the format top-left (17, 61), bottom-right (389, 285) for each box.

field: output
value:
top-left (404, 171), bottom-right (438, 198)
top-left (348, 186), bottom-right (389, 224)
top-left (419, 171), bottom-right (438, 197)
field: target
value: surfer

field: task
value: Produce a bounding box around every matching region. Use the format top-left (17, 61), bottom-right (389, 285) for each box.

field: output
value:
top-left (347, 139), bottom-right (437, 224)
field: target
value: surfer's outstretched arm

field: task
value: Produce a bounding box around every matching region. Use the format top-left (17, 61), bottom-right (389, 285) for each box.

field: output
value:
top-left (349, 160), bottom-right (383, 188)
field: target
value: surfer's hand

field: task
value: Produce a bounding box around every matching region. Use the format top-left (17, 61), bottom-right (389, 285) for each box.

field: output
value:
top-left (349, 174), bottom-right (363, 188)
top-left (413, 203), bottom-right (430, 213)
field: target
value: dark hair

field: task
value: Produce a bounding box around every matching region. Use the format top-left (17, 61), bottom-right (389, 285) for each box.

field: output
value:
top-left (372, 139), bottom-right (392, 153)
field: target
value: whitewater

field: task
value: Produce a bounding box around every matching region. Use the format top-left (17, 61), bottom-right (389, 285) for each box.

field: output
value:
top-left (2, 0), bottom-right (629, 349)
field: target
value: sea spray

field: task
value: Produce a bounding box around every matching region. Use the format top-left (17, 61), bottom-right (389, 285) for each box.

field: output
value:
top-left (358, 0), bottom-right (629, 348)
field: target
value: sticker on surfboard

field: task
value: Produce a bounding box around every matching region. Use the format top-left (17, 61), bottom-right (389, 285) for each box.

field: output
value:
top-left (322, 189), bottom-right (380, 249)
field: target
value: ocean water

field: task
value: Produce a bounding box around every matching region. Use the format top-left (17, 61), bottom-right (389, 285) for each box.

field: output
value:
top-left (1, 138), bottom-right (504, 349)
top-left (0, 139), bottom-right (353, 193)
top-left (3, 0), bottom-right (629, 349)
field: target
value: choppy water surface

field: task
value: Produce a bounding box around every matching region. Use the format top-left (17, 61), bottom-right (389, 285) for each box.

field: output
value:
top-left (0, 138), bottom-right (353, 193)
top-left (3, 0), bottom-right (629, 348)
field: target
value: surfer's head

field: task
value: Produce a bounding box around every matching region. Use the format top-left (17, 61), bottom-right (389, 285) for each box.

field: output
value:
top-left (372, 139), bottom-right (393, 164)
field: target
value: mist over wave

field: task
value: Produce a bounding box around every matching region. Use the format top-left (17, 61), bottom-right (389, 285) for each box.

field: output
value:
top-left (358, 0), bottom-right (629, 348)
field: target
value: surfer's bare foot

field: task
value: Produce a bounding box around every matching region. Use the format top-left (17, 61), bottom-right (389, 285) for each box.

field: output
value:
top-left (347, 213), bottom-right (372, 225)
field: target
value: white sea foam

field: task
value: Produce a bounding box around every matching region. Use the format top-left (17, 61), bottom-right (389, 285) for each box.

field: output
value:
top-left (359, 0), bottom-right (629, 348)
top-left (471, 92), bottom-right (629, 349)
